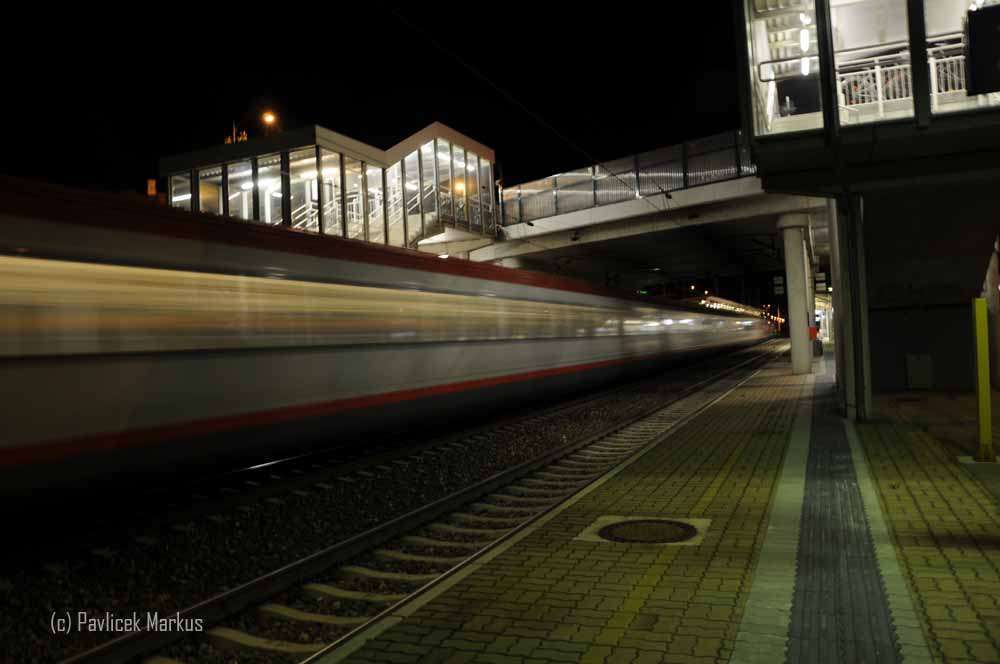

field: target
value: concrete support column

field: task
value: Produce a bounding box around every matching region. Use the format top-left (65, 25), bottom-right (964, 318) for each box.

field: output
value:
top-left (829, 199), bottom-right (851, 413)
top-left (778, 213), bottom-right (813, 375)
top-left (831, 195), bottom-right (872, 420)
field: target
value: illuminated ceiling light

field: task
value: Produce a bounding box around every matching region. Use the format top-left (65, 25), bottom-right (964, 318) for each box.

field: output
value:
top-left (455, 182), bottom-right (466, 193)
top-left (271, 191), bottom-right (282, 198)
top-left (467, 164), bottom-right (476, 172)
top-left (438, 253), bottom-right (449, 259)
top-left (690, 285), bottom-right (695, 290)
top-left (172, 194), bottom-right (192, 202)
top-left (229, 169), bottom-right (252, 178)
top-left (799, 28), bottom-right (810, 52)
top-left (300, 170), bottom-right (317, 180)
top-left (800, 57), bottom-right (811, 76)
top-left (262, 111), bottom-right (277, 125)
top-left (240, 182), bottom-right (254, 191)
top-left (799, 12), bottom-right (812, 25)
top-left (405, 182), bottom-right (419, 191)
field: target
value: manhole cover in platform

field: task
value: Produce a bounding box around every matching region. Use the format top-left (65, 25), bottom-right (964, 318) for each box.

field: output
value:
top-left (597, 519), bottom-right (698, 544)
top-left (574, 516), bottom-right (710, 546)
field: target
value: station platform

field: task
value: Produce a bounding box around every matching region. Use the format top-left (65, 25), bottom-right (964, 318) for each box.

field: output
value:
top-left (322, 354), bottom-right (1000, 664)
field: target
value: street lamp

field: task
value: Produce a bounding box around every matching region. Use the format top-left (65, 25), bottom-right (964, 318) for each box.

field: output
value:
top-left (262, 111), bottom-right (278, 135)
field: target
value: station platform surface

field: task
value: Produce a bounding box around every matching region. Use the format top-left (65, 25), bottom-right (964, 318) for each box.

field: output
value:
top-left (323, 354), bottom-right (1000, 664)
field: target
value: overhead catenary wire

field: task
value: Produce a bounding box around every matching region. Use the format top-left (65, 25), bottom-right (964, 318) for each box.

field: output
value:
top-left (382, 5), bottom-right (677, 223)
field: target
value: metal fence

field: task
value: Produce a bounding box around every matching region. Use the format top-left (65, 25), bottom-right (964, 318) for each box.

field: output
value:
top-left (500, 130), bottom-right (755, 226)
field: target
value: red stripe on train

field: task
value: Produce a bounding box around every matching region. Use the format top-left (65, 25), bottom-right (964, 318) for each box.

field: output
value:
top-left (0, 352), bottom-right (655, 468)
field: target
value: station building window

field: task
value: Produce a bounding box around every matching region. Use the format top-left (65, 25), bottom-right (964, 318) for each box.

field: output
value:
top-left (436, 138), bottom-right (453, 222)
top-left (319, 149), bottom-right (343, 236)
top-left (344, 157), bottom-right (365, 240)
top-left (466, 151), bottom-right (481, 230)
top-left (420, 142), bottom-right (438, 235)
top-left (256, 153), bottom-right (284, 225)
top-left (404, 150), bottom-right (423, 246)
top-left (198, 166), bottom-right (224, 215)
top-left (479, 157), bottom-right (493, 232)
top-left (832, 0), bottom-right (913, 125)
top-left (288, 148), bottom-right (319, 233)
top-left (227, 160), bottom-right (253, 220)
top-left (386, 163), bottom-right (405, 247)
top-left (452, 145), bottom-right (467, 226)
top-left (170, 174), bottom-right (192, 210)
top-left (367, 165), bottom-right (385, 244)
top-left (925, 0), bottom-right (1000, 115)
top-left (744, 0), bottom-right (824, 135)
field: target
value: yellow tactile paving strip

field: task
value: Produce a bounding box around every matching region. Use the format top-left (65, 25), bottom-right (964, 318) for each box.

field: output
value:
top-left (859, 419), bottom-right (1000, 663)
top-left (330, 362), bottom-right (811, 664)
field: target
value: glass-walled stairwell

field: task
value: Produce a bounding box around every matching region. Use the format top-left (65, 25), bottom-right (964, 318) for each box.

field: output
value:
top-left (743, 0), bottom-right (1000, 136)
top-left (165, 128), bottom-right (497, 251)
top-left (744, 0), bottom-right (824, 135)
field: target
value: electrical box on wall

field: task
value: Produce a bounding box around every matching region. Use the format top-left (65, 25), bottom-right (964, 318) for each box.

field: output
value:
top-left (965, 4), bottom-right (1000, 95)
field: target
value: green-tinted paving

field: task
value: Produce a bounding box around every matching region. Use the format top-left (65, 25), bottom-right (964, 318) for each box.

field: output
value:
top-left (330, 361), bottom-right (809, 664)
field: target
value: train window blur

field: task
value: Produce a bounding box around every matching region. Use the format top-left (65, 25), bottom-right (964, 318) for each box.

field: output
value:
top-left (289, 148), bottom-right (320, 233)
top-left (367, 165), bottom-right (385, 244)
top-left (436, 138), bottom-right (453, 222)
top-left (198, 167), bottom-right (223, 216)
top-left (227, 160), bottom-right (253, 220)
top-left (344, 157), bottom-right (365, 240)
top-left (452, 145), bottom-right (468, 226)
top-left (170, 174), bottom-right (192, 211)
top-left (256, 153), bottom-right (284, 225)
top-left (404, 150), bottom-right (422, 247)
top-left (467, 151), bottom-right (481, 230)
top-left (386, 163), bottom-right (405, 247)
top-left (420, 142), bottom-right (438, 236)
top-left (320, 149), bottom-right (343, 236)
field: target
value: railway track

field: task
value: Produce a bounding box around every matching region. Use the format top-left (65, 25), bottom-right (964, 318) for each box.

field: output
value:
top-left (60, 340), bottom-right (784, 664)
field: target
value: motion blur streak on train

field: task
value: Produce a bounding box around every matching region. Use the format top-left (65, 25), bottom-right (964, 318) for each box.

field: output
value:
top-left (0, 175), bottom-right (773, 494)
top-left (0, 255), bottom-right (763, 357)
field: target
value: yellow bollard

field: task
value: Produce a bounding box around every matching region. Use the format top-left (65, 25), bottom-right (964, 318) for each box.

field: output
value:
top-left (973, 297), bottom-right (994, 462)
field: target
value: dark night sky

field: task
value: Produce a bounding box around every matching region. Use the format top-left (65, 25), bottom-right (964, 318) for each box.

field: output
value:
top-left (2, 3), bottom-right (739, 193)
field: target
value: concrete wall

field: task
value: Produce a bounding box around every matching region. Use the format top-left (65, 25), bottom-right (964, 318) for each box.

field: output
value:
top-left (863, 179), bottom-right (998, 392)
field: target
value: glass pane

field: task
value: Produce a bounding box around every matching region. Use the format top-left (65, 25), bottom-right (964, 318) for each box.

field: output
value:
top-left (555, 167), bottom-right (594, 214)
top-left (436, 139), bottom-right (453, 221)
top-left (386, 163), bottom-right (405, 247)
top-left (197, 166), bottom-right (223, 215)
top-left (227, 160), bottom-right (253, 220)
top-left (320, 149), bottom-right (343, 236)
top-left (466, 152), bottom-right (481, 230)
top-left (452, 145), bottom-right (468, 226)
top-left (744, 0), bottom-right (823, 135)
top-left (420, 142), bottom-right (439, 234)
top-left (480, 160), bottom-right (493, 232)
top-left (925, 0), bottom-right (1000, 115)
top-left (367, 165), bottom-right (385, 244)
top-left (344, 157), bottom-right (364, 240)
top-left (404, 150), bottom-right (422, 246)
top-left (832, 0), bottom-right (912, 125)
top-left (288, 148), bottom-right (319, 233)
top-left (170, 173), bottom-right (191, 210)
top-left (256, 153), bottom-right (283, 225)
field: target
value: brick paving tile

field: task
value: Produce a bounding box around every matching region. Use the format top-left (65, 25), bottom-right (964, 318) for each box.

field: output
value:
top-left (858, 417), bottom-right (1000, 663)
top-left (340, 364), bottom-right (806, 664)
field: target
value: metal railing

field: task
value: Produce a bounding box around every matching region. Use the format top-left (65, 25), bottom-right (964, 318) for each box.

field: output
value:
top-left (500, 130), bottom-right (755, 226)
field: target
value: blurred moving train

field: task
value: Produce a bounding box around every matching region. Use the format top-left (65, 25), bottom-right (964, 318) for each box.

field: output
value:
top-left (0, 177), bottom-right (773, 494)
